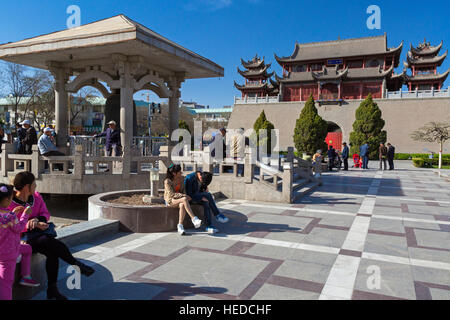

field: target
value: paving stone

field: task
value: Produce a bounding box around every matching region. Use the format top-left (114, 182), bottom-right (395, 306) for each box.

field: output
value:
top-left (429, 287), bottom-right (450, 300)
top-left (412, 266), bottom-right (450, 287)
top-left (413, 229), bottom-right (450, 250)
top-left (252, 283), bottom-right (320, 300)
top-left (364, 233), bottom-right (409, 258)
top-left (142, 249), bottom-right (269, 296)
top-left (274, 260), bottom-right (332, 283)
top-left (408, 247), bottom-right (450, 264)
top-left (302, 228), bottom-right (348, 248)
top-left (355, 259), bottom-right (416, 300)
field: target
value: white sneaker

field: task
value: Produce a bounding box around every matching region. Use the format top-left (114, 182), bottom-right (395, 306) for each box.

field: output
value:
top-left (206, 226), bottom-right (219, 234)
top-left (216, 214), bottom-right (229, 224)
top-left (177, 224), bottom-right (185, 235)
top-left (191, 217), bottom-right (202, 229)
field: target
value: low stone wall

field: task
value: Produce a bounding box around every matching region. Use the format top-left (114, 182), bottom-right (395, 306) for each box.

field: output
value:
top-left (12, 219), bottom-right (119, 300)
top-left (89, 190), bottom-right (206, 233)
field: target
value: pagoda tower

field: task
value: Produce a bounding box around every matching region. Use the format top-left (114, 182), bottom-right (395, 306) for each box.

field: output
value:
top-left (404, 39), bottom-right (450, 91)
top-left (234, 55), bottom-right (279, 98)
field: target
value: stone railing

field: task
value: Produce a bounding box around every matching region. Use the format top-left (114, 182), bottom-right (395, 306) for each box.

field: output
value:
top-left (386, 88), bottom-right (450, 99)
top-left (0, 143), bottom-right (168, 185)
top-left (234, 95), bottom-right (281, 104)
top-left (173, 146), bottom-right (319, 203)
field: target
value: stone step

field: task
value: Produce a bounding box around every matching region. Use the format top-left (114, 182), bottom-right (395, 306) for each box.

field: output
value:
top-left (292, 180), bottom-right (321, 203)
top-left (292, 179), bottom-right (310, 191)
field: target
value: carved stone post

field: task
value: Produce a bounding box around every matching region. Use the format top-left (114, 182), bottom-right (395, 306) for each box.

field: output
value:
top-left (282, 162), bottom-right (293, 203)
top-left (1, 144), bottom-right (14, 177)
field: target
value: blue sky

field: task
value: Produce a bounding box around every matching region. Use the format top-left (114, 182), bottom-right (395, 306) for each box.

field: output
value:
top-left (0, 0), bottom-right (449, 107)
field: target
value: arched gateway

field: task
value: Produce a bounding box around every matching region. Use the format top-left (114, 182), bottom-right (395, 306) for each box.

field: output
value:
top-left (0, 15), bottom-right (223, 193)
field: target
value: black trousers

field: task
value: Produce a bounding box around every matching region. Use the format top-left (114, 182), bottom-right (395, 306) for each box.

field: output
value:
top-left (343, 157), bottom-right (349, 170)
top-left (388, 157), bottom-right (394, 170)
top-left (28, 235), bottom-right (79, 285)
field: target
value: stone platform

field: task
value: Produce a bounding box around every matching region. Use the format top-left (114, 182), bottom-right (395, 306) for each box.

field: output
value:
top-left (29, 162), bottom-right (450, 300)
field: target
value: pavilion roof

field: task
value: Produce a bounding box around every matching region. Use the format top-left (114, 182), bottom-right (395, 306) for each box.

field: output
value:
top-left (274, 35), bottom-right (403, 65)
top-left (410, 41), bottom-right (443, 57)
top-left (405, 69), bottom-right (450, 82)
top-left (234, 81), bottom-right (269, 90)
top-left (241, 55), bottom-right (266, 69)
top-left (404, 50), bottom-right (448, 68)
top-left (0, 15), bottom-right (224, 79)
top-left (237, 64), bottom-right (273, 78)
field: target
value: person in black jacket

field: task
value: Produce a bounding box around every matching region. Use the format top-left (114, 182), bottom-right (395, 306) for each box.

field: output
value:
top-left (327, 145), bottom-right (336, 171)
top-left (342, 142), bottom-right (349, 171)
top-left (21, 120), bottom-right (38, 155)
top-left (387, 143), bottom-right (396, 170)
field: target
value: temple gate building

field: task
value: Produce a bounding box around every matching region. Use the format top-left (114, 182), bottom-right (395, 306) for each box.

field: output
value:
top-left (230, 34), bottom-right (450, 154)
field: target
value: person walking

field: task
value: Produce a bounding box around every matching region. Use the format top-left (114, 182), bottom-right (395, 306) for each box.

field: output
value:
top-left (379, 143), bottom-right (388, 171)
top-left (387, 143), bottom-right (396, 170)
top-left (230, 128), bottom-right (246, 177)
top-left (94, 121), bottom-right (122, 157)
top-left (342, 142), bottom-right (349, 171)
top-left (360, 142), bottom-right (369, 169)
top-left (21, 120), bottom-right (38, 155)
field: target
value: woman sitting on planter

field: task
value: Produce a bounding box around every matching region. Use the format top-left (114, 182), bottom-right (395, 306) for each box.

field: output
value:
top-left (164, 164), bottom-right (202, 235)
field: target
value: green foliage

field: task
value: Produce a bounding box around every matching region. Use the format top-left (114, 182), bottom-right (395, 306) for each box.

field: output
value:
top-left (179, 120), bottom-right (191, 133)
top-left (293, 95), bottom-right (328, 156)
top-left (252, 110), bottom-right (275, 155)
top-left (349, 94), bottom-right (387, 159)
top-left (394, 153), bottom-right (450, 160)
top-left (412, 157), bottom-right (450, 167)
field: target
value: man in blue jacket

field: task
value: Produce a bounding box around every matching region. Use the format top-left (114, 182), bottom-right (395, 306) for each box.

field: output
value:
top-left (342, 142), bottom-right (349, 171)
top-left (94, 121), bottom-right (122, 156)
top-left (184, 171), bottom-right (229, 234)
top-left (360, 142), bottom-right (369, 169)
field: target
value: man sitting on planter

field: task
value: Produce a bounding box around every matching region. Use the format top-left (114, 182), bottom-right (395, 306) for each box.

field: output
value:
top-left (184, 171), bottom-right (229, 234)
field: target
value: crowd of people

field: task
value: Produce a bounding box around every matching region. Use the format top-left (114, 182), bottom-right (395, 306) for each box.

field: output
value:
top-left (314, 142), bottom-right (396, 172)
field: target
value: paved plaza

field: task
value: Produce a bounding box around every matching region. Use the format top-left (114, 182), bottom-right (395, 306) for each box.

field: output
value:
top-left (33, 163), bottom-right (450, 300)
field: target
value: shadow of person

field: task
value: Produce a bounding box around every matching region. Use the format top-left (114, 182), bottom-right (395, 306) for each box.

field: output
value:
top-left (34, 256), bottom-right (228, 300)
top-left (187, 209), bottom-right (302, 237)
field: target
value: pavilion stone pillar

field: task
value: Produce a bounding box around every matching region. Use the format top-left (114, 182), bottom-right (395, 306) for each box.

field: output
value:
top-left (168, 75), bottom-right (185, 148)
top-left (117, 60), bottom-right (135, 178)
top-left (53, 68), bottom-right (70, 154)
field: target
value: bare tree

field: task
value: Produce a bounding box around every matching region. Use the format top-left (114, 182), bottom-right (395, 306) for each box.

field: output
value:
top-left (1, 62), bottom-right (52, 131)
top-left (69, 86), bottom-right (98, 126)
top-left (411, 122), bottom-right (450, 169)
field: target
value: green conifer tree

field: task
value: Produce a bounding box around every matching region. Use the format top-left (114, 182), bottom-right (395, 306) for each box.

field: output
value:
top-left (293, 95), bottom-right (328, 155)
top-left (349, 94), bottom-right (387, 159)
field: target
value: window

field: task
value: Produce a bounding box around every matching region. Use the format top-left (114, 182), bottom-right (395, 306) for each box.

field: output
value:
top-left (347, 60), bottom-right (363, 69)
top-left (293, 65), bottom-right (306, 72)
top-left (310, 63), bottom-right (323, 71)
top-left (368, 59), bottom-right (380, 67)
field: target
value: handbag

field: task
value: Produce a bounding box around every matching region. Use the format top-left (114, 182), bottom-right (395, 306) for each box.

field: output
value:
top-left (23, 222), bottom-right (57, 242)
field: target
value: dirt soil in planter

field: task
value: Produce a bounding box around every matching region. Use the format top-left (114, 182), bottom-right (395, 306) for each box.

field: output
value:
top-left (107, 194), bottom-right (165, 206)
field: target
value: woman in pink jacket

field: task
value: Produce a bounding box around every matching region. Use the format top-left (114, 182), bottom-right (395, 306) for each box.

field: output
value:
top-left (0, 184), bottom-right (39, 300)
top-left (8, 172), bottom-right (95, 300)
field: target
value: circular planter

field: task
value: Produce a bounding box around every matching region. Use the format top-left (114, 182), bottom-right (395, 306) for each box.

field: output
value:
top-left (88, 190), bottom-right (205, 233)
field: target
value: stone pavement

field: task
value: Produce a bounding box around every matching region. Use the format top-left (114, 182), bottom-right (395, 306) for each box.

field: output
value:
top-left (33, 163), bottom-right (450, 300)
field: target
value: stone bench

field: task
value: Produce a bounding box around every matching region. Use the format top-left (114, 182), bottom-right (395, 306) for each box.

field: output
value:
top-left (12, 219), bottom-right (119, 300)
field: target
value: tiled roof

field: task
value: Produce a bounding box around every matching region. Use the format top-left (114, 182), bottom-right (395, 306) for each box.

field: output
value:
top-left (274, 35), bottom-right (403, 64)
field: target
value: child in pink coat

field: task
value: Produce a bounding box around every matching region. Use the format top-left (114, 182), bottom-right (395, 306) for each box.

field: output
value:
top-left (0, 184), bottom-right (39, 300)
